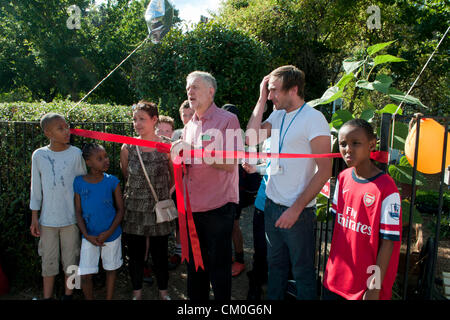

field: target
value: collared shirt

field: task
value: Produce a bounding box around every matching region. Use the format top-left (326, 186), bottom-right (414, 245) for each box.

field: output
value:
top-left (182, 103), bottom-right (243, 212)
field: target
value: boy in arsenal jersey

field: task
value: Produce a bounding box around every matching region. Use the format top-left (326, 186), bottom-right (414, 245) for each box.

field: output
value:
top-left (323, 119), bottom-right (402, 300)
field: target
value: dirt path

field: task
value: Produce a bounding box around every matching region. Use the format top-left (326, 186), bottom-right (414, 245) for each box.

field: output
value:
top-left (2, 206), bottom-right (449, 300)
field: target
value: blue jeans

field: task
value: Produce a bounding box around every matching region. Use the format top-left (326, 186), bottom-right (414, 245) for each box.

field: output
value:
top-left (264, 197), bottom-right (317, 300)
top-left (252, 208), bottom-right (267, 284)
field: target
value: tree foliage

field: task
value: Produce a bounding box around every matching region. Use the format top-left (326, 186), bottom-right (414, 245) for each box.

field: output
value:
top-left (132, 22), bottom-right (272, 127)
top-left (0, 0), bottom-right (155, 104)
top-left (215, 0), bottom-right (449, 116)
top-left (0, 0), bottom-right (448, 117)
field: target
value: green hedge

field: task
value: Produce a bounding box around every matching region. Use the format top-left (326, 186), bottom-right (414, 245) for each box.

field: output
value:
top-left (0, 101), bottom-right (137, 290)
top-left (415, 190), bottom-right (450, 215)
top-left (0, 101), bottom-right (131, 122)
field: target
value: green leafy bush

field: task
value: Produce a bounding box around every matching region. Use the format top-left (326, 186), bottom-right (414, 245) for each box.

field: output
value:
top-left (415, 190), bottom-right (450, 215)
top-left (0, 100), bottom-right (131, 122)
top-left (316, 193), bottom-right (333, 223)
top-left (427, 216), bottom-right (450, 240)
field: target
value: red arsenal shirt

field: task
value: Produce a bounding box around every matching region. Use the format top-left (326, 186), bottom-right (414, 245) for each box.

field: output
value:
top-left (324, 168), bottom-right (402, 300)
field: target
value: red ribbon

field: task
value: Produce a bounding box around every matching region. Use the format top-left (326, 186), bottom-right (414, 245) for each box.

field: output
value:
top-left (70, 128), bottom-right (171, 153)
top-left (70, 128), bottom-right (389, 271)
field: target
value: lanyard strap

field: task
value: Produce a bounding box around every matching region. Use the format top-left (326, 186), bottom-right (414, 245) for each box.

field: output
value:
top-left (279, 102), bottom-right (306, 153)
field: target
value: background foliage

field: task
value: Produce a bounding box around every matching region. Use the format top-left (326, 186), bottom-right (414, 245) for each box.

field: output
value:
top-left (215, 0), bottom-right (449, 116)
top-left (132, 22), bottom-right (272, 127)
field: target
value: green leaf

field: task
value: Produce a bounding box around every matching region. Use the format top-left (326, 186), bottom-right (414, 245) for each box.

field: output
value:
top-left (399, 155), bottom-right (410, 167)
top-left (308, 86), bottom-right (342, 107)
top-left (376, 104), bottom-right (403, 115)
top-left (388, 156), bottom-right (427, 186)
top-left (330, 109), bottom-right (354, 129)
top-left (315, 194), bottom-right (330, 222)
top-left (372, 74), bottom-right (393, 94)
top-left (343, 59), bottom-right (364, 74)
top-left (360, 108), bottom-right (375, 122)
top-left (336, 72), bottom-right (354, 89)
top-left (389, 165), bottom-right (424, 186)
top-left (387, 87), bottom-right (405, 95)
top-left (356, 75), bottom-right (393, 93)
top-left (355, 80), bottom-right (374, 90)
top-left (389, 121), bottom-right (409, 150)
top-left (373, 54), bottom-right (407, 66)
top-left (367, 40), bottom-right (396, 56)
top-left (389, 94), bottom-right (428, 108)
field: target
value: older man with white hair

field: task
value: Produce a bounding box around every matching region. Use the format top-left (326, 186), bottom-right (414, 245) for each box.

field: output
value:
top-left (172, 71), bottom-right (243, 301)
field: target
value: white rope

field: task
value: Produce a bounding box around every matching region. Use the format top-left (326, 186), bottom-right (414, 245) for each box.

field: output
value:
top-left (388, 26), bottom-right (449, 161)
top-left (66, 36), bottom-right (150, 116)
top-left (393, 26), bottom-right (449, 116)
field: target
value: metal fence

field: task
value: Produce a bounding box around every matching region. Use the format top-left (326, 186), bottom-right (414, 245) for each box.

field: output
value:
top-left (0, 115), bottom-right (448, 299)
top-left (381, 113), bottom-right (448, 300)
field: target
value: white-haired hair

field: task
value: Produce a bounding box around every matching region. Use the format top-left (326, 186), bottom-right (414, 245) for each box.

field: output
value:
top-left (186, 71), bottom-right (217, 95)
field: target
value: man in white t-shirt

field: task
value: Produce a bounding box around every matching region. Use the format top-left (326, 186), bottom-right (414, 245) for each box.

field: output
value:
top-left (246, 65), bottom-right (332, 300)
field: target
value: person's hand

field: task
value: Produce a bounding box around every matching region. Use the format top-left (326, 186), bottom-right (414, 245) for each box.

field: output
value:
top-left (362, 288), bottom-right (380, 300)
top-left (362, 275), bottom-right (381, 300)
top-left (275, 206), bottom-right (301, 229)
top-left (96, 232), bottom-right (110, 246)
top-left (86, 235), bottom-right (102, 247)
top-left (242, 161), bottom-right (257, 174)
top-left (259, 75), bottom-right (271, 102)
top-left (170, 139), bottom-right (194, 164)
top-left (30, 219), bottom-right (40, 237)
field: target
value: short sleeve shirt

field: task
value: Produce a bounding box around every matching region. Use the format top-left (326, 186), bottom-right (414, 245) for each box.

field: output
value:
top-left (324, 168), bottom-right (402, 300)
top-left (73, 173), bottom-right (121, 242)
top-left (265, 104), bottom-right (330, 207)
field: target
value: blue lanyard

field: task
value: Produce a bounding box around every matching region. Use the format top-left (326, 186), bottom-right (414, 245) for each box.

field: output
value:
top-left (278, 102), bottom-right (306, 153)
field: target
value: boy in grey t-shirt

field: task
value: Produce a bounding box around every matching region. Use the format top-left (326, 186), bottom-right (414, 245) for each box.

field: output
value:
top-left (29, 113), bottom-right (86, 300)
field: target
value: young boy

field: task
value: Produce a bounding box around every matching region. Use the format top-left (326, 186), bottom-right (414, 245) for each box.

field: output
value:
top-left (156, 115), bottom-right (175, 141)
top-left (323, 119), bottom-right (402, 300)
top-left (29, 113), bottom-right (87, 300)
top-left (172, 100), bottom-right (194, 141)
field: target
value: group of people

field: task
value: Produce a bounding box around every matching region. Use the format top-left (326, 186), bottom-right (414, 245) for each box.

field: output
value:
top-left (29, 65), bottom-right (402, 301)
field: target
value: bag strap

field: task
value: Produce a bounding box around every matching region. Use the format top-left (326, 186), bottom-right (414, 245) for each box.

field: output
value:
top-left (136, 145), bottom-right (159, 202)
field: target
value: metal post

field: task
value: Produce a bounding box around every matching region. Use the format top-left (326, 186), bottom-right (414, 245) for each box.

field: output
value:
top-left (428, 118), bottom-right (448, 299)
top-left (320, 176), bottom-right (335, 299)
top-left (379, 113), bottom-right (392, 172)
top-left (402, 115), bottom-right (422, 300)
